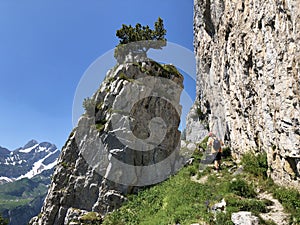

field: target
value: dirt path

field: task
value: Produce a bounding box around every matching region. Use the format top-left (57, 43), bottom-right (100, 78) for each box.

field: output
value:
top-left (258, 192), bottom-right (290, 225)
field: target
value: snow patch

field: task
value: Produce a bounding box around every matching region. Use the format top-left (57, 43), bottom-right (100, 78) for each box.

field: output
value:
top-left (17, 149), bottom-right (59, 180)
top-left (19, 144), bottom-right (39, 153)
top-left (0, 176), bottom-right (14, 183)
top-left (37, 146), bottom-right (47, 152)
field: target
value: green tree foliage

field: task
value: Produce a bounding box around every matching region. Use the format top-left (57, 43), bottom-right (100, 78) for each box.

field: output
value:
top-left (82, 97), bottom-right (95, 116)
top-left (114, 17), bottom-right (167, 62)
top-left (0, 214), bottom-right (8, 225)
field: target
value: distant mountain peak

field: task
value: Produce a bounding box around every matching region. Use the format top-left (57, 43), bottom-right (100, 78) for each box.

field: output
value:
top-left (23, 140), bottom-right (39, 149)
top-left (0, 140), bottom-right (60, 182)
top-left (0, 147), bottom-right (10, 155)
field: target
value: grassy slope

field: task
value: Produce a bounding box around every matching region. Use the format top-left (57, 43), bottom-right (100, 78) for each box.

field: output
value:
top-left (0, 175), bottom-right (49, 212)
top-left (102, 148), bottom-right (300, 225)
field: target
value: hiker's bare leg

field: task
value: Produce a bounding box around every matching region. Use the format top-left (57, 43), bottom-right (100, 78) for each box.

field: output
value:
top-left (214, 160), bottom-right (219, 170)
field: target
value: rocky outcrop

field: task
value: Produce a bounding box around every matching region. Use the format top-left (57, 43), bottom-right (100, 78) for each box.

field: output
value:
top-left (30, 59), bottom-right (184, 224)
top-left (231, 211), bottom-right (259, 225)
top-left (188, 0), bottom-right (300, 189)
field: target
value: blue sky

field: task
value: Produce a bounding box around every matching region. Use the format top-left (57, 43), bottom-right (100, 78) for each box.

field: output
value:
top-left (0, 0), bottom-right (194, 150)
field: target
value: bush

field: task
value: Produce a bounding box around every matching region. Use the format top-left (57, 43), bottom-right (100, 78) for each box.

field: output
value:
top-left (95, 119), bottom-right (107, 132)
top-left (83, 97), bottom-right (95, 116)
top-left (80, 212), bottom-right (102, 225)
top-left (162, 64), bottom-right (182, 78)
top-left (229, 178), bottom-right (256, 198)
top-left (188, 165), bottom-right (198, 176)
top-left (0, 214), bottom-right (8, 225)
top-left (214, 212), bottom-right (233, 225)
top-left (241, 152), bottom-right (268, 179)
top-left (226, 196), bottom-right (269, 213)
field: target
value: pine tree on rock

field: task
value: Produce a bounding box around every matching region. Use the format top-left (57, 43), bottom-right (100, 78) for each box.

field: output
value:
top-left (114, 17), bottom-right (167, 63)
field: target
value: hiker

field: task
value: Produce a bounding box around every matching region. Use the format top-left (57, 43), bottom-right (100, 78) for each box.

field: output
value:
top-left (207, 132), bottom-right (223, 171)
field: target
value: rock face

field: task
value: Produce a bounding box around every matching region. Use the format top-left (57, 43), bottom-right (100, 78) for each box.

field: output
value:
top-left (231, 211), bottom-right (259, 225)
top-left (188, 0), bottom-right (300, 189)
top-left (30, 60), bottom-right (184, 224)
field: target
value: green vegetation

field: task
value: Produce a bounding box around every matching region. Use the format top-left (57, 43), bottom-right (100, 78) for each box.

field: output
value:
top-left (114, 17), bottom-right (166, 61)
top-left (102, 150), bottom-right (300, 225)
top-left (161, 64), bottom-right (182, 78)
top-left (241, 151), bottom-right (268, 179)
top-left (95, 119), bottom-right (107, 132)
top-left (228, 178), bottom-right (256, 198)
top-left (133, 60), bottom-right (183, 81)
top-left (60, 161), bottom-right (68, 169)
top-left (0, 213), bottom-right (8, 225)
top-left (80, 212), bottom-right (102, 224)
top-left (119, 72), bottom-right (133, 82)
top-left (273, 186), bottom-right (300, 223)
top-left (83, 97), bottom-right (95, 116)
top-left (198, 136), bottom-right (209, 151)
top-left (0, 175), bottom-right (50, 217)
top-left (195, 103), bottom-right (209, 129)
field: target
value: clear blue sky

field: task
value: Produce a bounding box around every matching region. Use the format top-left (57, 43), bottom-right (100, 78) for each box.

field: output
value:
top-left (0, 0), bottom-right (194, 150)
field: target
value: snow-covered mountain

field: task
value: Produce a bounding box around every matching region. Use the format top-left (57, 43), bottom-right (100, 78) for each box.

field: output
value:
top-left (0, 140), bottom-right (60, 184)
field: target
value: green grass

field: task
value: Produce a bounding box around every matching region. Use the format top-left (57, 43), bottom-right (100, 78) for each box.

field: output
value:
top-left (228, 178), bottom-right (256, 198)
top-left (102, 151), bottom-right (300, 225)
top-left (103, 166), bottom-right (271, 225)
top-left (0, 199), bottom-right (31, 211)
top-left (241, 151), bottom-right (268, 179)
top-left (0, 175), bottom-right (50, 213)
top-left (272, 186), bottom-right (300, 223)
top-left (103, 168), bottom-right (214, 225)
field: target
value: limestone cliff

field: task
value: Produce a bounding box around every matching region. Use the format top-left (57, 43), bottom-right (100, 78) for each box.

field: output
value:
top-left (30, 60), bottom-right (184, 224)
top-left (187, 0), bottom-right (300, 189)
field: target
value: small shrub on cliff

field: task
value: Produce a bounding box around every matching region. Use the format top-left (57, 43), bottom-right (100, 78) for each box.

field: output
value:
top-left (83, 97), bottom-right (95, 116)
top-left (80, 212), bottom-right (102, 225)
top-left (95, 119), bottom-right (107, 132)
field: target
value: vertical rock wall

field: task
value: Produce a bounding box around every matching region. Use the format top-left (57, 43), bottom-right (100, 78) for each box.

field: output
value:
top-left (189, 0), bottom-right (300, 189)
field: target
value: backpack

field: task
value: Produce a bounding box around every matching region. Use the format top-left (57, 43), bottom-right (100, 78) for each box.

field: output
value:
top-left (213, 138), bottom-right (221, 151)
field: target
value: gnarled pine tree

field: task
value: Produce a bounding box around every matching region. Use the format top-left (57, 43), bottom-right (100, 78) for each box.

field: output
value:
top-left (114, 17), bottom-right (167, 62)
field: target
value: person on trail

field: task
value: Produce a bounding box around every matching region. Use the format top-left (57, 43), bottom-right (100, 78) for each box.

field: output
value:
top-left (207, 132), bottom-right (223, 171)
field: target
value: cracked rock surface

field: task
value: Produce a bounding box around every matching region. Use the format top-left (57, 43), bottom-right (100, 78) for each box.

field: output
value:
top-left (187, 0), bottom-right (300, 189)
top-left (30, 60), bottom-right (184, 225)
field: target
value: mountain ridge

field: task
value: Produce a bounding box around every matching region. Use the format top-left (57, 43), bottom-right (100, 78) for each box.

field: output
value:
top-left (0, 140), bottom-right (60, 225)
top-left (0, 140), bottom-right (59, 184)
